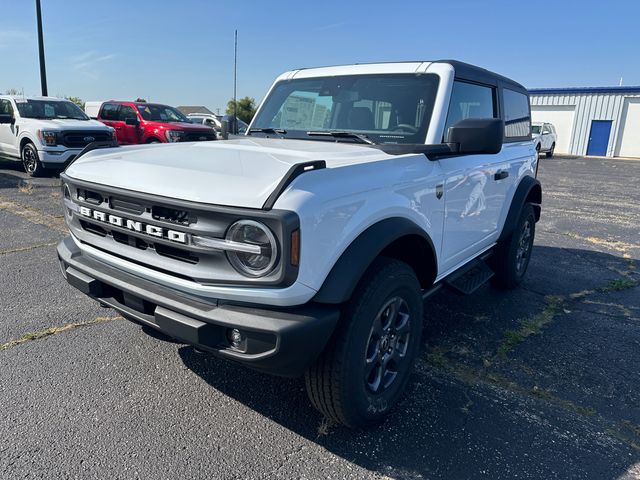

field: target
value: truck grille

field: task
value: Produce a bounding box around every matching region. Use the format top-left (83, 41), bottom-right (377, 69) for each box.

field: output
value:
top-left (61, 176), bottom-right (296, 288)
top-left (182, 131), bottom-right (216, 142)
top-left (61, 130), bottom-right (112, 148)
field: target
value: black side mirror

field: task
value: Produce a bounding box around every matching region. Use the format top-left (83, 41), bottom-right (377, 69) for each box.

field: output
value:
top-left (0, 114), bottom-right (15, 125)
top-left (125, 117), bottom-right (139, 126)
top-left (446, 118), bottom-right (504, 155)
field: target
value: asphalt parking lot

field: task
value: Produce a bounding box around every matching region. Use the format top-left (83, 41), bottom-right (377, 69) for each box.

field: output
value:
top-left (1, 156), bottom-right (639, 479)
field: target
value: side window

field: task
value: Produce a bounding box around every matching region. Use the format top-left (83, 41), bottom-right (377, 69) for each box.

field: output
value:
top-left (101, 103), bottom-right (120, 121)
top-left (503, 88), bottom-right (531, 139)
top-left (444, 81), bottom-right (496, 136)
top-left (119, 105), bottom-right (137, 122)
top-left (0, 99), bottom-right (14, 116)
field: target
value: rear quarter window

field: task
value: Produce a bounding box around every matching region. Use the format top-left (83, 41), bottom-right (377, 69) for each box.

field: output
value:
top-left (503, 89), bottom-right (531, 139)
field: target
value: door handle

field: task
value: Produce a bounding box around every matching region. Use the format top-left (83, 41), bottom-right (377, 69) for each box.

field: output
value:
top-left (494, 170), bottom-right (509, 181)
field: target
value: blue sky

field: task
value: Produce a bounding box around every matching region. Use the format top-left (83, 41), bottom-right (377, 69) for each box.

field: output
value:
top-left (2, 0), bottom-right (639, 112)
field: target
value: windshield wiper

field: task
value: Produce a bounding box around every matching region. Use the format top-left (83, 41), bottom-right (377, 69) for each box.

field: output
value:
top-left (248, 128), bottom-right (287, 137)
top-left (306, 131), bottom-right (376, 145)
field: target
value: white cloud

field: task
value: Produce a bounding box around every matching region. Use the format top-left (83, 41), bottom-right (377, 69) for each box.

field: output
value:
top-left (0, 29), bottom-right (33, 49)
top-left (69, 51), bottom-right (117, 79)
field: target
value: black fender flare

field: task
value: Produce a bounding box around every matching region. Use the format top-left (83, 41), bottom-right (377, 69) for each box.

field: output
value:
top-left (313, 217), bottom-right (437, 304)
top-left (498, 176), bottom-right (542, 243)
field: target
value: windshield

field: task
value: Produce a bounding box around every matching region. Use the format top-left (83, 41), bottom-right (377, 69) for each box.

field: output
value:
top-left (251, 74), bottom-right (439, 144)
top-left (136, 104), bottom-right (189, 123)
top-left (531, 125), bottom-right (542, 134)
top-left (15, 99), bottom-right (88, 120)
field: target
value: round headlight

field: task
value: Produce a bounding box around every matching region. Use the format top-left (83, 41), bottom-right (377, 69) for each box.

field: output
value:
top-left (225, 220), bottom-right (278, 277)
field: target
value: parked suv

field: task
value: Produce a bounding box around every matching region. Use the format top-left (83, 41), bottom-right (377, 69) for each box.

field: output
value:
top-left (0, 96), bottom-right (115, 176)
top-left (531, 122), bottom-right (556, 157)
top-left (187, 113), bottom-right (249, 139)
top-left (58, 61), bottom-right (540, 427)
top-left (86, 101), bottom-right (216, 144)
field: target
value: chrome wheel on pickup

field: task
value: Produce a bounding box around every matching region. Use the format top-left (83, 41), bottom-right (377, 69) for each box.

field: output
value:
top-left (305, 258), bottom-right (423, 428)
top-left (22, 142), bottom-right (44, 177)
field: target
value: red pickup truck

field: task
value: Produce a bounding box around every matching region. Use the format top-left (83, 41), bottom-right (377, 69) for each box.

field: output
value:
top-left (85, 101), bottom-right (216, 144)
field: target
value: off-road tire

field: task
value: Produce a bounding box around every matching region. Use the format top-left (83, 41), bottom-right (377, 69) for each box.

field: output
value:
top-left (22, 142), bottom-right (44, 177)
top-left (305, 258), bottom-right (423, 428)
top-left (491, 203), bottom-right (536, 289)
top-left (545, 143), bottom-right (555, 158)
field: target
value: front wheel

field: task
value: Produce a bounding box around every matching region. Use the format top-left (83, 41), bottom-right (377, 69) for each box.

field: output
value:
top-left (305, 258), bottom-right (423, 428)
top-left (22, 142), bottom-right (44, 177)
top-left (491, 203), bottom-right (536, 289)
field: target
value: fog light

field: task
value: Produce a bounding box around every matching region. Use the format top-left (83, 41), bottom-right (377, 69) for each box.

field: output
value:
top-left (227, 328), bottom-right (244, 349)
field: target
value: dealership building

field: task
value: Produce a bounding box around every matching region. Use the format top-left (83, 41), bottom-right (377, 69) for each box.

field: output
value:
top-left (529, 86), bottom-right (640, 158)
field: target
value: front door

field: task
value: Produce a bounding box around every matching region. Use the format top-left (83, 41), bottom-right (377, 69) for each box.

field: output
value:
top-left (541, 124), bottom-right (553, 151)
top-left (586, 120), bottom-right (612, 156)
top-left (0, 99), bottom-right (19, 158)
top-left (439, 80), bottom-right (505, 272)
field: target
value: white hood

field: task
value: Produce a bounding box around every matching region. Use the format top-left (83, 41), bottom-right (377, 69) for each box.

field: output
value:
top-left (24, 118), bottom-right (111, 131)
top-left (65, 137), bottom-right (392, 208)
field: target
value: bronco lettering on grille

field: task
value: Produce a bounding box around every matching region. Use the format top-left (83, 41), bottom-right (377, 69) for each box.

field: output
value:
top-left (78, 206), bottom-right (187, 244)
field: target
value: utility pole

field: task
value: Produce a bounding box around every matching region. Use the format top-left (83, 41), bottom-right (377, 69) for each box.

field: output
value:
top-left (35, 0), bottom-right (48, 96)
top-left (233, 29), bottom-right (237, 133)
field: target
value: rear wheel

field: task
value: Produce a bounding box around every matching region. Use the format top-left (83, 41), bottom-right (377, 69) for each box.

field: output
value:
top-left (305, 258), bottom-right (423, 428)
top-left (491, 203), bottom-right (536, 289)
top-left (545, 143), bottom-right (555, 158)
top-left (22, 142), bottom-right (44, 177)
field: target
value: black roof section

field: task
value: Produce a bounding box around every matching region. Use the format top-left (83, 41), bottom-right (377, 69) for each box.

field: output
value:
top-left (291, 60), bottom-right (527, 94)
top-left (435, 60), bottom-right (527, 93)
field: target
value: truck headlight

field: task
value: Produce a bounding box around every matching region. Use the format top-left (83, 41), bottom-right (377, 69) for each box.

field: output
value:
top-left (165, 130), bottom-right (185, 142)
top-left (224, 220), bottom-right (278, 277)
top-left (38, 130), bottom-right (58, 146)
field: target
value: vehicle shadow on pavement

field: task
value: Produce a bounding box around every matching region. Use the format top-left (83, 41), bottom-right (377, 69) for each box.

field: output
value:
top-left (178, 245), bottom-right (640, 479)
top-left (0, 172), bottom-right (28, 189)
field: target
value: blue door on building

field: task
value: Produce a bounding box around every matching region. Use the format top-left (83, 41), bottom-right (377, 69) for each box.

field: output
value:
top-left (586, 120), bottom-right (613, 156)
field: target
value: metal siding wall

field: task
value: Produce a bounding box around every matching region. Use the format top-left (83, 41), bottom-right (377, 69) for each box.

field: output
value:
top-left (530, 92), bottom-right (640, 156)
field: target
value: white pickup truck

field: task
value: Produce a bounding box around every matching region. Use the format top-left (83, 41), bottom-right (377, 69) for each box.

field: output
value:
top-left (57, 60), bottom-right (540, 427)
top-left (0, 96), bottom-right (115, 176)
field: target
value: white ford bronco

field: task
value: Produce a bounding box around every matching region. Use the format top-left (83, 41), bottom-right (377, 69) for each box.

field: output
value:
top-left (0, 96), bottom-right (116, 176)
top-left (57, 60), bottom-right (541, 427)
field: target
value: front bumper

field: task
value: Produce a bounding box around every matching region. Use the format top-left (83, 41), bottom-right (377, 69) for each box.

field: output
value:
top-left (38, 148), bottom-right (82, 167)
top-left (57, 236), bottom-right (339, 376)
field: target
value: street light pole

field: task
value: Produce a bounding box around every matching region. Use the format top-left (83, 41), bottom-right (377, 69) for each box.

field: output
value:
top-left (233, 29), bottom-right (238, 133)
top-left (35, 0), bottom-right (48, 96)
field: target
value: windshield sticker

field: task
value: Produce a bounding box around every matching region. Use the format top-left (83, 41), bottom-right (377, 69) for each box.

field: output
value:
top-left (15, 98), bottom-right (27, 103)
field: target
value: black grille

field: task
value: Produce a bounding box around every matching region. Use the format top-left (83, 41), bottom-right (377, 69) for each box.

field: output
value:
top-left (152, 205), bottom-right (191, 225)
top-left (61, 130), bottom-right (112, 148)
top-left (183, 131), bottom-right (216, 142)
top-left (109, 196), bottom-right (145, 215)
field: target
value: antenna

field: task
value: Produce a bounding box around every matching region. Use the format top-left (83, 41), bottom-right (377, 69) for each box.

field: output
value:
top-left (233, 29), bottom-right (237, 133)
top-left (619, 77), bottom-right (623, 86)
top-left (35, 0), bottom-right (48, 96)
